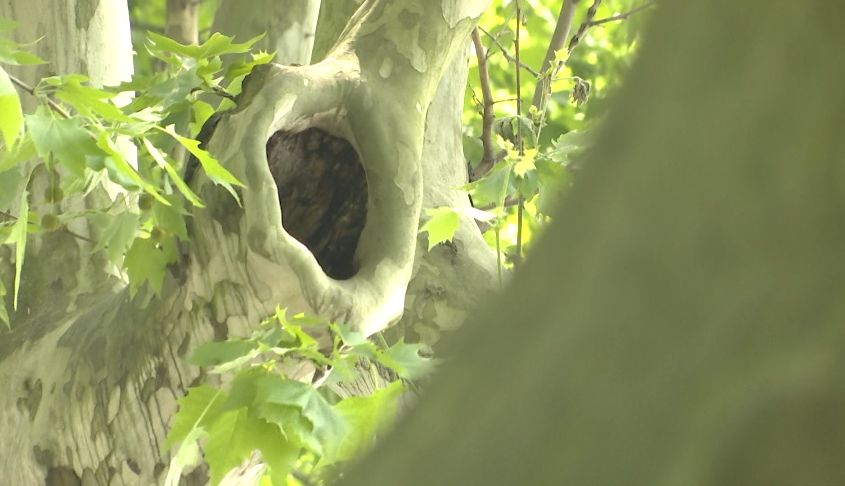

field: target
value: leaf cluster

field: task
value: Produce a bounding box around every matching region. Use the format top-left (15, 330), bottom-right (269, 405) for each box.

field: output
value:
top-left (165, 309), bottom-right (431, 485)
top-left (0, 25), bottom-right (273, 325)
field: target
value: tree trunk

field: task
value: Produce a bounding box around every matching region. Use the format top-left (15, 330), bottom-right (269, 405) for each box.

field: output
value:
top-left (0, 0), bottom-right (492, 483)
top-left (337, 1), bottom-right (845, 485)
top-left (166, 0), bottom-right (200, 45)
top-left (212, 0), bottom-right (320, 65)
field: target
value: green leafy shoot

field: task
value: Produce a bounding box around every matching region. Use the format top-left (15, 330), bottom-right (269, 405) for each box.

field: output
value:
top-left (0, 28), bottom-right (45, 65)
top-left (166, 308), bottom-right (424, 484)
top-left (8, 175), bottom-right (29, 311)
top-left (141, 138), bottom-right (204, 207)
top-left (0, 64), bottom-right (22, 148)
top-left (146, 31), bottom-right (264, 62)
top-left (420, 207), bottom-right (460, 250)
top-left (158, 125), bottom-right (243, 203)
top-left (420, 206), bottom-right (494, 251)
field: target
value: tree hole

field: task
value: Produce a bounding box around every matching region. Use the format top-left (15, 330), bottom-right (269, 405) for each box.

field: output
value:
top-left (266, 127), bottom-right (368, 280)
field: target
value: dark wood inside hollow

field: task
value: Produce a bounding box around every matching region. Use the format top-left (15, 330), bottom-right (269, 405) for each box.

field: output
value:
top-left (265, 127), bottom-right (368, 280)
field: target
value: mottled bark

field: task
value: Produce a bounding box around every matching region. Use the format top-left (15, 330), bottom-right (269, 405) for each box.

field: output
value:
top-left (0, 0), bottom-right (492, 484)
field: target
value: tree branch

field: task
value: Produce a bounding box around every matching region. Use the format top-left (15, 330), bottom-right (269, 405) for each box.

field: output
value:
top-left (531, 0), bottom-right (580, 109)
top-left (470, 29), bottom-right (498, 182)
top-left (8, 74), bottom-right (71, 119)
top-left (588, 2), bottom-right (656, 27)
top-left (0, 210), bottom-right (94, 244)
top-left (478, 27), bottom-right (539, 78)
top-left (567, 0), bottom-right (603, 55)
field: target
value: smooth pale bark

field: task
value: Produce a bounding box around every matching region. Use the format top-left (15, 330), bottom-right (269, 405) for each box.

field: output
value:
top-left (311, 0), bottom-right (363, 63)
top-left (198, 0), bottom-right (492, 336)
top-left (0, 0), bottom-right (133, 91)
top-left (394, 56), bottom-right (498, 345)
top-left (212, 0), bottom-right (321, 65)
top-left (308, 0), bottom-right (498, 347)
top-left (0, 0), bottom-right (134, 311)
top-left (338, 1), bottom-right (845, 485)
top-left (0, 0), bottom-right (491, 484)
top-left (166, 0), bottom-right (200, 44)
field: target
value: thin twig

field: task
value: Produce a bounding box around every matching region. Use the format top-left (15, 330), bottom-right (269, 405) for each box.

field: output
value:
top-left (514, 0), bottom-right (525, 267)
top-left (0, 210), bottom-right (95, 244)
top-left (8, 74), bottom-right (72, 119)
top-left (478, 27), bottom-right (539, 78)
top-left (531, 0), bottom-right (580, 109)
top-left (589, 1), bottom-right (656, 27)
top-left (567, 0), bottom-right (603, 55)
top-left (470, 29), bottom-right (498, 182)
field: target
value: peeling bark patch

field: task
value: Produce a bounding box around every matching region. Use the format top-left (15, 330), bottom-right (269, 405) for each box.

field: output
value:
top-left (17, 378), bottom-right (43, 420)
top-left (46, 466), bottom-right (81, 486)
top-left (266, 128), bottom-right (368, 280)
top-left (74, 0), bottom-right (100, 31)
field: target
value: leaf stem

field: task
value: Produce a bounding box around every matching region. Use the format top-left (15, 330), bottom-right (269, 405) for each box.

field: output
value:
top-left (7, 73), bottom-right (72, 119)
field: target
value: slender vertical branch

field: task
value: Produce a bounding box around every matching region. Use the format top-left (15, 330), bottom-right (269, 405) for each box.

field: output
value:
top-left (166, 0), bottom-right (200, 44)
top-left (531, 0), bottom-right (580, 109)
top-left (514, 0), bottom-right (525, 267)
top-left (470, 29), bottom-right (499, 182)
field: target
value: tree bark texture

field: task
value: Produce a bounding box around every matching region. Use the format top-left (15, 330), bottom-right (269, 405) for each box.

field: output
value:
top-left (166, 0), bottom-right (199, 45)
top-left (0, 0), bottom-right (493, 483)
top-left (213, 0), bottom-right (320, 66)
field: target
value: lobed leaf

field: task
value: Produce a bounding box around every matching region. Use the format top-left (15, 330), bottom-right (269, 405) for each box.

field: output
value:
top-left (0, 64), bottom-right (22, 148)
top-left (420, 207), bottom-right (461, 250)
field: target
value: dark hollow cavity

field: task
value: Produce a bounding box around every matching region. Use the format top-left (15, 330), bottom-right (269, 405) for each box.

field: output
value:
top-left (265, 127), bottom-right (368, 280)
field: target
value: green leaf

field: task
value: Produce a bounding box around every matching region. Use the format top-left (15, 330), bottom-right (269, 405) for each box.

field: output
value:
top-left (147, 31), bottom-right (263, 61)
top-left (160, 126), bottom-right (243, 202)
top-left (0, 64), bottom-right (23, 148)
top-left (141, 138), bottom-right (204, 207)
top-left (223, 50), bottom-right (275, 89)
top-left (204, 407), bottom-right (297, 486)
top-left (189, 339), bottom-right (258, 367)
top-left (166, 385), bottom-right (226, 448)
top-left (26, 110), bottom-right (102, 176)
top-left (189, 100), bottom-right (215, 137)
top-left (0, 167), bottom-right (22, 208)
top-left (9, 182), bottom-right (28, 311)
top-left (420, 207), bottom-right (460, 250)
top-left (465, 161), bottom-right (512, 208)
top-left (253, 375), bottom-right (346, 458)
top-left (0, 37), bottom-right (45, 65)
top-left (124, 237), bottom-right (172, 295)
top-left (512, 148), bottom-right (538, 178)
top-left (377, 341), bottom-right (434, 381)
top-left (93, 212), bottom-right (139, 265)
top-left (95, 132), bottom-right (168, 204)
top-left (549, 130), bottom-right (592, 163)
top-left (49, 75), bottom-right (133, 122)
top-left (0, 136), bottom-right (34, 174)
top-left (330, 381), bottom-right (405, 464)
